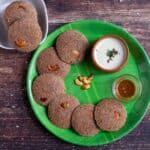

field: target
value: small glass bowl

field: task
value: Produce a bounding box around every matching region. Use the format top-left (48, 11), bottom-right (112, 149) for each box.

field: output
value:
top-left (112, 74), bottom-right (142, 102)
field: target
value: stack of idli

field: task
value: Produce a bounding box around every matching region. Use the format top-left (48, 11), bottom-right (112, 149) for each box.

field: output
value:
top-left (4, 1), bottom-right (42, 52)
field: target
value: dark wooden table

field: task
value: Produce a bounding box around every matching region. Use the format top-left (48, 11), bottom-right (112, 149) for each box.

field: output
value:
top-left (0, 0), bottom-right (150, 149)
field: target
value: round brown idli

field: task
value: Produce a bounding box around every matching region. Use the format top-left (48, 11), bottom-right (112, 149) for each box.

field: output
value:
top-left (71, 104), bottom-right (100, 136)
top-left (48, 94), bottom-right (80, 128)
top-left (8, 18), bottom-right (42, 52)
top-left (32, 74), bottom-right (65, 106)
top-left (37, 47), bottom-right (71, 78)
top-left (56, 30), bottom-right (89, 64)
top-left (4, 1), bottom-right (38, 26)
top-left (94, 99), bottom-right (127, 131)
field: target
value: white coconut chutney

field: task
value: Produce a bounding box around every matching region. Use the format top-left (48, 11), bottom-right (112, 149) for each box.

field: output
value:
top-left (93, 36), bottom-right (128, 71)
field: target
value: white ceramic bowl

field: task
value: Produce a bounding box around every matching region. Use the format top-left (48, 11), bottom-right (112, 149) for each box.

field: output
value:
top-left (0, 0), bottom-right (48, 50)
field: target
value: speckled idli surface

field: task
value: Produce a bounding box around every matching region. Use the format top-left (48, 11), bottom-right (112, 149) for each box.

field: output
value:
top-left (71, 104), bottom-right (100, 136)
top-left (37, 47), bottom-right (71, 78)
top-left (48, 94), bottom-right (80, 128)
top-left (4, 1), bottom-right (38, 26)
top-left (56, 30), bottom-right (89, 64)
top-left (94, 99), bottom-right (127, 131)
top-left (8, 18), bottom-right (42, 52)
top-left (32, 74), bottom-right (65, 106)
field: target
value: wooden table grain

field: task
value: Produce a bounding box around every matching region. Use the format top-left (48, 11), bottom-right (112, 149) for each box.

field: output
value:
top-left (0, 0), bottom-right (150, 149)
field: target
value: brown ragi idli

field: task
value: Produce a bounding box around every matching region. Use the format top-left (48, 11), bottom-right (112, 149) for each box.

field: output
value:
top-left (8, 18), bottom-right (42, 52)
top-left (94, 99), bottom-right (127, 131)
top-left (4, 1), bottom-right (38, 26)
top-left (56, 30), bottom-right (89, 64)
top-left (32, 74), bottom-right (65, 106)
top-left (71, 104), bottom-right (100, 136)
top-left (48, 94), bottom-right (80, 128)
top-left (37, 47), bottom-right (71, 78)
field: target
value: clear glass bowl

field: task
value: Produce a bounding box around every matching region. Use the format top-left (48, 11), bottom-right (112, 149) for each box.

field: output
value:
top-left (113, 74), bottom-right (142, 102)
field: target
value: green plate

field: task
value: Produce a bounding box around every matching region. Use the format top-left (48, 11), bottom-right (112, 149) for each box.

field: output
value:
top-left (27, 20), bottom-right (150, 146)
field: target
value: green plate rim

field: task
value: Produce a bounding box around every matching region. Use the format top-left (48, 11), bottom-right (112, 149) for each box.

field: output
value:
top-left (27, 19), bottom-right (150, 146)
